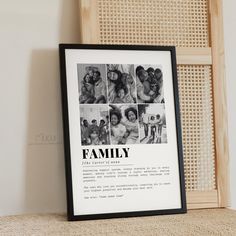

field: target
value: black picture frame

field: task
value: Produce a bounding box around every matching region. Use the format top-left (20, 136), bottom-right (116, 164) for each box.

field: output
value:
top-left (59, 44), bottom-right (186, 221)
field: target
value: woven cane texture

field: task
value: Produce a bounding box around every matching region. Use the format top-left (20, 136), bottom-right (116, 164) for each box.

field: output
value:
top-left (96, 0), bottom-right (215, 192)
top-left (98, 0), bottom-right (209, 47)
top-left (177, 65), bottom-right (215, 191)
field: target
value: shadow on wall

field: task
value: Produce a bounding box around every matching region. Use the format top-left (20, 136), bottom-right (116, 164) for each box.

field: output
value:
top-left (59, 0), bottom-right (81, 42)
top-left (25, 0), bottom-right (80, 213)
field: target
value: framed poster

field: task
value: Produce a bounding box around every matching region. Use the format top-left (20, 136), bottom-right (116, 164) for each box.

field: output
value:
top-left (59, 44), bottom-right (186, 221)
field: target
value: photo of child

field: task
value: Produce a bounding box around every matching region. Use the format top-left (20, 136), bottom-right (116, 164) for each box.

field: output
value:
top-left (109, 104), bottom-right (139, 145)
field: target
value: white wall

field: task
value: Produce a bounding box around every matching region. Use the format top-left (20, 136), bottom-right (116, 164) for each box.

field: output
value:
top-left (0, 0), bottom-right (235, 216)
top-left (0, 0), bottom-right (79, 216)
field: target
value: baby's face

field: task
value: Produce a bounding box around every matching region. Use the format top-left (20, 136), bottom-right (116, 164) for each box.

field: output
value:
top-left (118, 89), bottom-right (125, 99)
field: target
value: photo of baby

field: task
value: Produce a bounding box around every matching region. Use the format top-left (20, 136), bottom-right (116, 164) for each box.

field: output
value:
top-left (78, 64), bottom-right (107, 104)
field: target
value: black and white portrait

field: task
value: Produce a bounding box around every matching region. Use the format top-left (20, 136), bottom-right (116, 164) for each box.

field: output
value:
top-left (77, 64), bottom-right (107, 104)
top-left (135, 65), bottom-right (164, 103)
top-left (109, 104), bottom-right (139, 145)
top-left (80, 105), bottom-right (110, 146)
top-left (107, 64), bottom-right (137, 104)
top-left (138, 104), bottom-right (167, 144)
top-left (77, 63), bottom-right (167, 146)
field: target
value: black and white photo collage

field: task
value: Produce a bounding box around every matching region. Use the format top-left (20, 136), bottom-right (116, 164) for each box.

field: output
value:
top-left (78, 64), bottom-right (167, 146)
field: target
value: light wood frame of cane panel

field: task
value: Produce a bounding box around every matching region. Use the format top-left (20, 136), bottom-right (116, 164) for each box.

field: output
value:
top-left (78, 0), bottom-right (229, 209)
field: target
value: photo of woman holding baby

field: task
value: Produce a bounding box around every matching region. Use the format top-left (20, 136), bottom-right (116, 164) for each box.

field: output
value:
top-left (107, 64), bottom-right (137, 104)
top-left (110, 105), bottom-right (139, 145)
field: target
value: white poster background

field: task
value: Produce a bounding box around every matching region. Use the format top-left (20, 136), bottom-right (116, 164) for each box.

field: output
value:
top-left (65, 49), bottom-right (182, 215)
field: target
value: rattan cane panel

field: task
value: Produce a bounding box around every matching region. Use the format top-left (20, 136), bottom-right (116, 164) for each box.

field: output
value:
top-left (98, 0), bottom-right (209, 47)
top-left (177, 65), bottom-right (215, 191)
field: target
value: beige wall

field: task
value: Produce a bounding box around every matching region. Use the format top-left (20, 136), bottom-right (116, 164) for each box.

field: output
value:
top-left (0, 0), bottom-right (79, 216)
